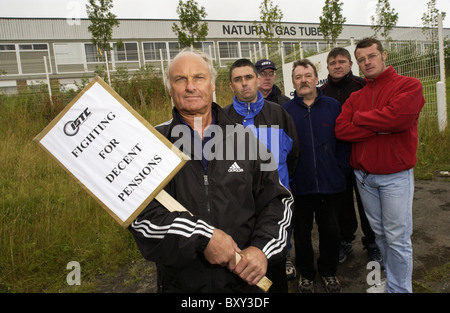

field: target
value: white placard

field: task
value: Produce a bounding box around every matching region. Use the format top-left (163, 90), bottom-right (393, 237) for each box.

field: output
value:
top-left (34, 76), bottom-right (188, 227)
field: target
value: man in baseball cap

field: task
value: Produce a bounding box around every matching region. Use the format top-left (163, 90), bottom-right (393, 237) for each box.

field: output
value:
top-left (255, 59), bottom-right (290, 105)
top-left (255, 61), bottom-right (293, 279)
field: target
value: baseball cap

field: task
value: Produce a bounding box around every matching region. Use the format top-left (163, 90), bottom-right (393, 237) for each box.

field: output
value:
top-left (255, 59), bottom-right (277, 72)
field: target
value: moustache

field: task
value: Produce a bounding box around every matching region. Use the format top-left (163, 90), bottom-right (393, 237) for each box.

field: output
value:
top-left (300, 83), bottom-right (310, 88)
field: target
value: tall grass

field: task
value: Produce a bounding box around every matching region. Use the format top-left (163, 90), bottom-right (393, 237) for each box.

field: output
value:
top-left (0, 70), bottom-right (236, 293)
top-left (415, 78), bottom-right (450, 179)
top-left (0, 71), bottom-right (448, 293)
top-left (0, 93), bottom-right (143, 292)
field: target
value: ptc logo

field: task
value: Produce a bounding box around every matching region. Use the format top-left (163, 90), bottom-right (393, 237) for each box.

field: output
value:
top-left (64, 108), bottom-right (92, 136)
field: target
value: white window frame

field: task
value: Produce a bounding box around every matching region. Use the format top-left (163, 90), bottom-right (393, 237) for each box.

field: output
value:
top-left (0, 43), bottom-right (18, 76)
top-left (218, 41), bottom-right (240, 59)
top-left (142, 42), bottom-right (168, 62)
top-left (16, 43), bottom-right (52, 76)
top-left (113, 42), bottom-right (139, 63)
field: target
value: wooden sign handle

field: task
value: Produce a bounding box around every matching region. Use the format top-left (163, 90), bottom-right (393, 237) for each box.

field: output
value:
top-left (155, 189), bottom-right (272, 292)
top-left (155, 189), bottom-right (193, 216)
top-left (235, 252), bottom-right (273, 292)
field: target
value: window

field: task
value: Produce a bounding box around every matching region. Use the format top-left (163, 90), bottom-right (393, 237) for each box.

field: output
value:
top-left (0, 44), bottom-right (15, 51)
top-left (19, 44), bottom-right (48, 51)
top-left (283, 42), bottom-right (298, 56)
top-left (84, 43), bottom-right (104, 63)
top-left (200, 42), bottom-right (215, 59)
top-left (423, 43), bottom-right (433, 52)
top-left (301, 42), bottom-right (318, 53)
top-left (143, 42), bottom-right (167, 61)
top-left (33, 44), bottom-right (48, 50)
top-left (168, 42), bottom-right (179, 60)
top-left (113, 42), bottom-right (138, 61)
top-left (240, 42), bottom-right (260, 59)
top-left (19, 44), bottom-right (32, 50)
top-left (18, 43), bottom-right (50, 74)
top-left (54, 43), bottom-right (84, 64)
top-left (218, 42), bottom-right (239, 59)
top-left (389, 42), bottom-right (413, 53)
top-left (0, 44), bottom-right (18, 75)
top-left (318, 42), bottom-right (327, 52)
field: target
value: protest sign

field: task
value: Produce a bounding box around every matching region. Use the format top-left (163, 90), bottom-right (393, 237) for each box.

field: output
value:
top-left (34, 76), bottom-right (272, 291)
top-left (34, 76), bottom-right (188, 228)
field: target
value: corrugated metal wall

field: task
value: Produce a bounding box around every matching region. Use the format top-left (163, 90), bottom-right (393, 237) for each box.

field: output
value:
top-left (0, 18), bottom-right (178, 41)
top-left (2, 18), bottom-right (447, 42)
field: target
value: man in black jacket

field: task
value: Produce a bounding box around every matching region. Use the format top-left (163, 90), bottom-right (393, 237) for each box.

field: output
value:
top-left (255, 59), bottom-right (290, 105)
top-left (129, 48), bottom-right (292, 292)
top-left (321, 47), bottom-right (382, 267)
top-left (224, 58), bottom-right (299, 292)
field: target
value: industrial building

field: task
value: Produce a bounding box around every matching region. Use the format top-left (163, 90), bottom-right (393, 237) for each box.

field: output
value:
top-left (0, 17), bottom-right (448, 93)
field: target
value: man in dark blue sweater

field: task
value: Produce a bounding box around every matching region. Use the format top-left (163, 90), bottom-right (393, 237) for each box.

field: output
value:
top-left (283, 59), bottom-right (347, 293)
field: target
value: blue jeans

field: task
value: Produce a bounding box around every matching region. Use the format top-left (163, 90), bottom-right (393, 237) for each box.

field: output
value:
top-left (354, 169), bottom-right (414, 293)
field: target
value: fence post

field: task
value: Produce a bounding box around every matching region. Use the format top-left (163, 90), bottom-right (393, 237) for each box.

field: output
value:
top-left (437, 13), bottom-right (447, 132)
top-left (437, 82), bottom-right (447, 131)
top-left (43, 56), bottom-right (53, 107)
top-left (160, 49), bottom-right (166, 88)
top-left (104, 49), bottom-right (111, 85)
top-left (217, 42), bottom-right (222, 68)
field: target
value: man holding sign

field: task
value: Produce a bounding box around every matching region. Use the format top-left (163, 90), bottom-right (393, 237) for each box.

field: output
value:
top-left (129, 48), bottom-right (292, 292)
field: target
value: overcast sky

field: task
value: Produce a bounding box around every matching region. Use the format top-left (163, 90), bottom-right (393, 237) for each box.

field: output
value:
top-left (1, 0), bottom-right (449, 27)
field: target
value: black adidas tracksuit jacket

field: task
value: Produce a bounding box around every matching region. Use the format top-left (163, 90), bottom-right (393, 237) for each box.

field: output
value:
top-left (129, 103), bottom-right (292, 292)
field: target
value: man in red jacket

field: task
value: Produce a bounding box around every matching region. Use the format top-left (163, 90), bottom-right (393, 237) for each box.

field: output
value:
top-left (335, 38), bottom-right (425, 293)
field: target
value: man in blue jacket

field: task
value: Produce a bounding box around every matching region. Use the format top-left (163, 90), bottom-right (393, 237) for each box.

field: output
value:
top-left (223, 58), bottom-right (299, 292)
top-left (283, 59), bottom-right (347, 293)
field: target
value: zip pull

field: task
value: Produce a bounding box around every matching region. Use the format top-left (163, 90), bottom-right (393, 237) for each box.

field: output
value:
top-left (204, 174), bottom-right (211, 213)
top-left (304, 106), bottom-right (311, 118)
top-left (247, 102), bottom-right (251, 115)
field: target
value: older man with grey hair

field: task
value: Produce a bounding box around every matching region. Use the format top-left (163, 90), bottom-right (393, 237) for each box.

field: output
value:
top-left (129, 47), bottom-right (292, 293)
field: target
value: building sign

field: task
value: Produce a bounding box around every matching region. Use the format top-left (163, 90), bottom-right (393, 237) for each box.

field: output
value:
top-left (222, 24), bottom-right (322, 38)
top-left (34, 76), bottom-right (188, 228)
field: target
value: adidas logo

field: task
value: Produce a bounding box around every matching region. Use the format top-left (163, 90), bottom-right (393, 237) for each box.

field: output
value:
top-left (228, 162), bottom-right (244, 172)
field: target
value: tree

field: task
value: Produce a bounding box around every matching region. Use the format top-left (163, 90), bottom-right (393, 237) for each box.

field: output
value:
top-left (172, 0), bottom-right (208, 48)
top-left (319, 0), bottom-right (346, 46)
top-left (370, 0), bottom-right (399, 43)
top-left (421, 0), bottom-right (446, 42)
top-left (255, 0), bottom-right (284, 50)
top-left (86, 0), bottom-right (120, 85)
